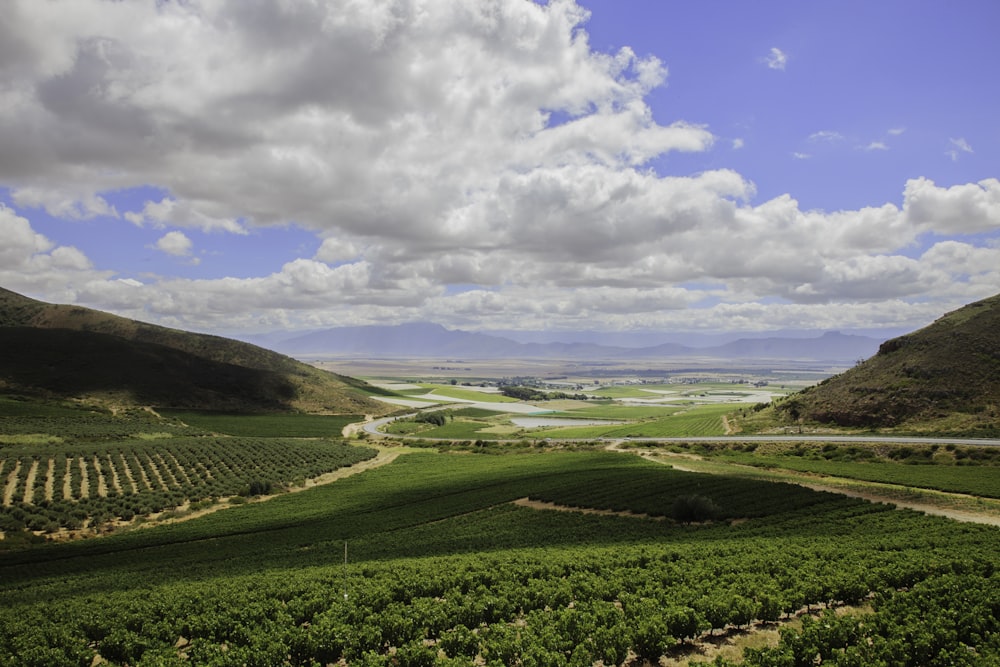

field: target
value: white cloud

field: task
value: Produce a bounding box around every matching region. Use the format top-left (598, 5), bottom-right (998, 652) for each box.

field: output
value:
top-left (808, 130), bottom-right (845, 143)
top-left (155, 231), bottom-right (193, 257)
top-left (0, 204), bottom-right (109, 297)
top-left (125, 198), bottom-right (246, 235)
top-left (947, 137), bottom-right (974, 161)
top-left (902, 177), bottom-right (1000, 234)
top-left (0, 0), bottom-right (704, 241)
top-left (0, 1), bottom-right (998, 336)
top-left (11, 187), bottom-right (117, 220)
top-left (792, 152), bottom-right (811, 160)
top-left (764, 47), bottom-right (788, 70)
top-left (888, 127), bottom-right (906, 136)
top-left (861, 141), bottom-right (889, 151)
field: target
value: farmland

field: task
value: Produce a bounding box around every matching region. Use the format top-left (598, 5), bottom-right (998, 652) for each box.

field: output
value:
top-left (660, 440), bottom-right (1000, 499)
top-left (381, 402), bottom-right (734, 440)
top-left (0, 436), bottom-right (376, 536)
top-left (3, 381), bottom-right (1000, 666)
top-left (2, 448), bottom-right (1000, 666)
top-left (0, 399), bottom-right (377, 540)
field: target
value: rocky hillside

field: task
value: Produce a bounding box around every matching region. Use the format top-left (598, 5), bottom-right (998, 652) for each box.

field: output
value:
top-left (0, 287), bottom-right (392, 414)
top-left (773, 293), bottom-right (1000, 433)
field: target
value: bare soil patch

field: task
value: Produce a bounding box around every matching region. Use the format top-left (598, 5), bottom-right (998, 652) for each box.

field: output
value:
top-left (4, 460), bottom-right (22, 506)
top-left (22, 459), bottom-right (39, 504)
top-left (78, 457), bottom-right (89, 498)
top-left (62, 458), bottom-right (72, 500)
top-left (44, 458), bottom-right (55, 501)
top-left (512, 497), bottom-right (665, 521)
top-left (93, 455), bottom-right (108, 498)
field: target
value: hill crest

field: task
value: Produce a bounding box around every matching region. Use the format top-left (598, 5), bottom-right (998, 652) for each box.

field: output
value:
top-left (772, 292), bottom-right (1000, 433)
top-left (0, 287), bottom-right (391, 414)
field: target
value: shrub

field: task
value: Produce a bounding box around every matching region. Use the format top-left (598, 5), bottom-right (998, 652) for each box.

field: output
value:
top-left (671, 494), bottom-right (720, 523)
top-left (246, 480), bottom-right (272, 497)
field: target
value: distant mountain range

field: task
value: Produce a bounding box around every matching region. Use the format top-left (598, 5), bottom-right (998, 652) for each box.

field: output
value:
top-left (245, 323), bottom-right (885, 363)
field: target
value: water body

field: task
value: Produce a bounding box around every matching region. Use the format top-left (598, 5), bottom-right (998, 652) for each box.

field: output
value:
top-left (511, 417), bottom-right (625, 428)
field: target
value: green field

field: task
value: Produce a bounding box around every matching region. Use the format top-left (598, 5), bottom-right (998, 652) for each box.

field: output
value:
top-left (2, 449), bottom-right (999, 666)
top-left (421, 384), bottom-right (517, 403)
top-left (159, 410), bottom-right (361, 438)
top-left (716, 450), bottom-right (1000, 499)
top-left (381, 404), bottom-right (731, 441)
top-left (549, 404), bottom-right (683, 420)
top-left (529, 404), bottom-right (733, 439)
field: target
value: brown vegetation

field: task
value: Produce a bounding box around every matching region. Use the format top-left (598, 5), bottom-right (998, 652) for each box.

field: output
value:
top-left (768, 292), bottom-right (1000, 433)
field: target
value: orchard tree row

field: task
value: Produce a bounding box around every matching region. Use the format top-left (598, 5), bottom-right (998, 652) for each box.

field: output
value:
top-left (0, 438), bottom-right (376, 533)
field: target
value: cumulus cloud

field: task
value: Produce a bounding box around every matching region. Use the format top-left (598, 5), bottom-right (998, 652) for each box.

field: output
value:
top-left (0, 0), bottom-right (703, 237)
top-left (155, 231), bottom-right (194, 258)
top-left (0, 204), bottom-right (109, 298)
top-left (0, 1), bottom-right (998, 336)
top-left (902, 177), bottom-right (1000, 234)
top-left (125, 199), bottom-right (246, 235)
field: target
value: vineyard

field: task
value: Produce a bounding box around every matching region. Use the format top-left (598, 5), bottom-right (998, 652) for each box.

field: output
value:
top-left (2, 449), bottom-right (999, 666)
top-left (656, 440), bottom-right (1000, 499)
top-left (0, 437), bottom-right (376, 534)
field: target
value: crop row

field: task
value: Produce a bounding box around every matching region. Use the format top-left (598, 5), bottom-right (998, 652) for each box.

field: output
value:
top-left (0, 438), bottom-right (376, 532)
top-left (4, 451), bottom-right (999, 665)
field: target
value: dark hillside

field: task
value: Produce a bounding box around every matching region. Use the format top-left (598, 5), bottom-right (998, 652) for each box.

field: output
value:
top-left (0, 287), bottom-right (391, 414)
top-left (0, 328), bottom-right (298, 410)
top-left (775, 293), bottom-right (1000, 432)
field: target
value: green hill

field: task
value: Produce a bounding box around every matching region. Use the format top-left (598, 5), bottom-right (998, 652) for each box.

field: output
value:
top-left (0, 287), bottom-right (392, 414)
top-left (771, 293), bottom-right (1000, 434)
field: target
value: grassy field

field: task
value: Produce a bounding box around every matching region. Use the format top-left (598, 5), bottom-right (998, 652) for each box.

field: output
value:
top-left (381, 403), bottom-right (731, 441)
top-left (402, 384), bottom-right (519, 403)
top-left (527, 404), bottom-right (733, 439)
top-left (158, 410), bottom-right (361, 438)
top-left (715, 450), bottom-right (1000, 499)
top-left (548, 404), bottom-right (684, 420)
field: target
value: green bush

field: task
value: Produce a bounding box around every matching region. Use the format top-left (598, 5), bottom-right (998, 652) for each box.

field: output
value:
top-left (671, 494), bottom-right (720, 523)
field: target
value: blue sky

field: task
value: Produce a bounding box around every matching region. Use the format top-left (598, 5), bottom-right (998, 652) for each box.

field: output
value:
top-left (1, 0), bottom-right (998, 338)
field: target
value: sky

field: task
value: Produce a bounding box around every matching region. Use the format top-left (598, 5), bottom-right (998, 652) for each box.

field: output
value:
top-left (1, 0), bottom-right (998, 339)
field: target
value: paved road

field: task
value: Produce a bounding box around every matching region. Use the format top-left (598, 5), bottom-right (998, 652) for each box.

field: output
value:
top-left (361, 414), bottom-right (1000, 447)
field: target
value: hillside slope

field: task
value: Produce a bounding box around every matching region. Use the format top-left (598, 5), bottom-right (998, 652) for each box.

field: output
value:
top-left (774, 293), bottom-right (1000, 432)
top-left (0, 287), bottom-right (391, 414)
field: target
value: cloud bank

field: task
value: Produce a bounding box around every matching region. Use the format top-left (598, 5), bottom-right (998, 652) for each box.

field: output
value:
top-left (0, 0), bottom-right (997, 335)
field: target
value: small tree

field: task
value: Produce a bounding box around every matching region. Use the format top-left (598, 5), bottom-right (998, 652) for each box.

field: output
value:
top-left (671, 494), bottom-right (720, 523)
top-left (246, 480), bottom-right (272, 496)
